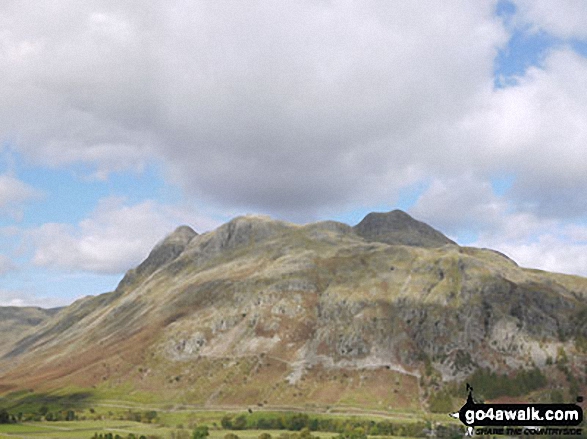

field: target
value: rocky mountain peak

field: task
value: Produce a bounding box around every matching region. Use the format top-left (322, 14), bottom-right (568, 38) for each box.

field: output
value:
top-left (164, 225), bottom-right (198, 245)
top-left (353, 209), bottom-right (455, 247)
top-left (115, 225), bottom-right (198, 292)
top-left (191, 215), bottom-right (291, 254)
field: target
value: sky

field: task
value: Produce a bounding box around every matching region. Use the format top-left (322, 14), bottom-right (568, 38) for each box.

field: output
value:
top-left (2, 0), bottom-right (587, 308)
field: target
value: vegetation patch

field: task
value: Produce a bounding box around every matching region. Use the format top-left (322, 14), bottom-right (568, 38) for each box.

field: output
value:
top-left (466, 367), bottom-right (547, 400)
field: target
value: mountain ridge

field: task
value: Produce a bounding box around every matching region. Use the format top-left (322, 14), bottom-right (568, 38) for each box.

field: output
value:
top-left (0, 210), bottom-right (585, 409)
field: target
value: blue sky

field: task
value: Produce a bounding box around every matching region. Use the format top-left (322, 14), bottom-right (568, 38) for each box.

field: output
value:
top-left (2, 0), bottom-right (587, 307)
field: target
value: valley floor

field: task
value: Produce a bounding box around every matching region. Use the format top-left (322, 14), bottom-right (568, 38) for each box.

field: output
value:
top-left (0, 422), bottom-right (421, 439)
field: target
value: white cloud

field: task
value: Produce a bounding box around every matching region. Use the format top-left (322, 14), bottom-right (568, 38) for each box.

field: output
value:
top-left (408, 172), bottom-right (587, 276)
top-left (29, 197), bottom-right (220, 274)
top-left (475, 226), bottom-right (587, 277)
top-left (409, 175), bottom-right (507, 236)
top-left (459, 48), bottom-right (587, 219)
top-left (2, 0), bottom-right (587, 279)
top-left (513, 0), bottom-right (587, 39)
top-left (0, 174), bottom-right (42, 219)
top-left (0, 1), bottom-right (508, 217)
top-left (0, 254), bottom-right (16, 276)
top-left (0, 288), bottom-right (65, 308)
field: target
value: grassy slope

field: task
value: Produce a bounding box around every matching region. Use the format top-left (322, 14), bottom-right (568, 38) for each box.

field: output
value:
top-left (0, 307), bottom-right (61, 358)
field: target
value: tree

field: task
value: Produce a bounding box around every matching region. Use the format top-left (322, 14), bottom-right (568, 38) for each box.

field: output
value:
top-left (233, 415), bottom-right (247, 430)
top-left (192, 425), bottom-right (209, 439)
top-left (0, 409), bottom-right (11, 424)
top-left (337, 427), bottom-right (367, 439)
top-left (144, 410), bottom-right (158, 423)
top-left (221, 416), bottom-right (233, 429)
top-left (283, 414), bottom-right (309, 431)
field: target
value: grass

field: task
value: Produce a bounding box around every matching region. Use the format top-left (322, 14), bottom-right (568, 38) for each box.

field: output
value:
top-left (0, 420), bottom-right (182, 438)
top-left (0, 389), bottom-right (95, 416)
top-left (0, 406), bottom-right (462, 438)
top-left (0, 423), bottom-right (421, 439)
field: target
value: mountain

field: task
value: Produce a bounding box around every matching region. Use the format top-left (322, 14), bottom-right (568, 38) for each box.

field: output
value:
top-left (0, 211), bottom-right (585, 409)
top-left (0, 307), bottom-right (61, 358)
top-left (354, 210), bottom-right (456, 247)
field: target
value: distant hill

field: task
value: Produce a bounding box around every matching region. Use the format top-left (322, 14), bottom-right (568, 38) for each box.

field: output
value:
top-left (0, 210), bottom-right (585, 410)
top-left (0, 307), bottom-right (61, 358)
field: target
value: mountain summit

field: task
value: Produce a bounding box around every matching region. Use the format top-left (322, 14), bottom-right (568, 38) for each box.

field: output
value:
top-left (0, 210), bottom-right (585, 409)
top-left (116, 225), bottom-right (198, 292)
top-left (353, 210), bottom-right (455, 247)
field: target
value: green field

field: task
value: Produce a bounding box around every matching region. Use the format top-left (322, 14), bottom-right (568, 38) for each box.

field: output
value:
top-left (0, 422), bottom-right (421, 439)
top-left (0, 420), bottom-right (166, 438)
top-left (0, 388), bottom-right (463, 439)
top-left (0, 408), bottom-right (459, 439)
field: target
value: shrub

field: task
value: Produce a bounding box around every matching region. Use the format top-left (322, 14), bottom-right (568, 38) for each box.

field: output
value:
top-left (221, 416), bottom-right (233, 429)
top-left (336, 427), bottom-right (367, 439)
top-left (233, 415), bottom-right (247, 430)
top-left (429, 390), bottom-right (453, 413)
top-left (0, 409), bottom-right (12, 424)
top-left (192, 425), bottom-right (209, 439)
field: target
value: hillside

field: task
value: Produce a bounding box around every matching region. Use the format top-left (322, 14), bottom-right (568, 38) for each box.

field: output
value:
top-left (0, 210), bottom-right (586, 410)
top-left (0, 307), bottom-right (61, 358)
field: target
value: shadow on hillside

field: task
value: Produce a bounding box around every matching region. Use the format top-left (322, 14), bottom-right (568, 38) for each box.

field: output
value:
top-left (0, 390), bottom-right (95, 411)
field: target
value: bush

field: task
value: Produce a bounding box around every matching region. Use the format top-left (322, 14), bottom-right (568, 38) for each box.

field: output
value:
top-left (468, 367), bottom-right (547, 399)
top-left (336, 427), bottom-right (367, 439)
top-left (233, 415), bottom-right (247, 430)
top-left (192, 425), bottom-right (209, 439)
top-left (429, 390), bottom-right (453, 413)
top-left (0, 409), bottom-right (13, 424)
top-left (283, 414), bottom-right (309, 431)
top-left (221, 416), bottom-right (233, 429)
top-left (145, 411), bottom-right (158, 423)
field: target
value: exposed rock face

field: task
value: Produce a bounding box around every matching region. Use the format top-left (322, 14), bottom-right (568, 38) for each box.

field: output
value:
top-left (354, 210), bottom-right (456, 247)
top-left (0, 211), bottom-right (585, 407)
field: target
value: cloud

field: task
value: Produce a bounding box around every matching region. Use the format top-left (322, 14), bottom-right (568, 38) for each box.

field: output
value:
top-left (408, 172), bottom-right (587, 276)
top-left (410, 173), bottom-right (587, 277)
top-left (0, 288), bottom-right (65, 308)
top-left (29, 197), bottom-right (220, 274)
top-left (2, 1), bottom-right (587, 281)
top-left (460, 48), bottom-right (587, 219)
top-left (0, 254), bottom-right (16, 276)
top-left (0, 1), bottom-right (508, 218)
top-left (512, 0), bottom-right (587, 39)
top-left (0, 174), bottom-right (42, 219)
top-left (409, 175), bottom-right (508, 237)
top-left (475, 223), bottom-right (587, 277)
